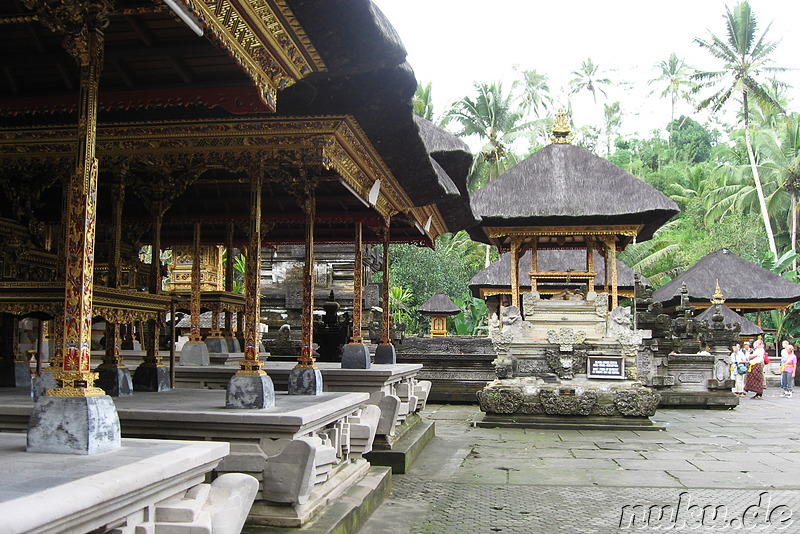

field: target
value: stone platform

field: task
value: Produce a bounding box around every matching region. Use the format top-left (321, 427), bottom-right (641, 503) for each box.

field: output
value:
top-left (0, 433), bottom-right (253, 534)
top-left (0, 388), bottom-right (385, 529)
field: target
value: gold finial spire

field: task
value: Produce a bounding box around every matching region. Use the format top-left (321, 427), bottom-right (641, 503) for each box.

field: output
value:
top-left (711, 279), bottom-right (725, 305)
top-left (551, 109), bottom-right (571, 144)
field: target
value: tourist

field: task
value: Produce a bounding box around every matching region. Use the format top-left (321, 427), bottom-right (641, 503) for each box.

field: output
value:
top-left (745, 339), bottom-right (766, 399)
top-left (742, 340), bottom-right (753, 357)
top-left (730, 343), bottom-right (748, 397)
top-left (780, 344), bottom-right (797, 398)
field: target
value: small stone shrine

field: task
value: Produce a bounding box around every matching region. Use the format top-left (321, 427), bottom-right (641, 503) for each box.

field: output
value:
top-left (467, 111), bottom-right (680, 429)
top-left (417, 292), bottom-right (461, 337)
top-left (313, 291), bottom-right (352, 362)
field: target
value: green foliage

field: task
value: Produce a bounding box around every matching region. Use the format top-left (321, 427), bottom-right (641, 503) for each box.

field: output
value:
top-left (667, 116), bottom-right (714, 163)
top-left (389, 286), bottom-right (416, 331)
top-left (450, 297), bottom-right (489, 336)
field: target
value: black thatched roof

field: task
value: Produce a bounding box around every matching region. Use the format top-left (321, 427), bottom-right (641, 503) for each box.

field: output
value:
top-left (467, 143), bottom-right (679, 244)
top-left (653, 248), bottom-right (800, 307)
top-left (468, 248), bottom-right (647, 297)
top-left (694, 304), bottom-right (764, 337)
top-left (418, 292), bottom-right (461, 315)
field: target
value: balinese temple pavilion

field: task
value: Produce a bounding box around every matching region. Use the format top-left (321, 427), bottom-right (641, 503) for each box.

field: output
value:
top-left (0, 1), bottom-right (476, 525)
top-left (467, 112), bottom-right (679, 310)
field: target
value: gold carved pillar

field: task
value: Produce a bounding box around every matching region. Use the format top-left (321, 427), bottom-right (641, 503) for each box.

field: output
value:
top-left (586, 239), bottom-right (595, 293)
top-left (224, 222), bottom-right (234, 337)
top-left (510, 237), bottom-right (521, 309)
top-left (99, 178), bottom-right (125, 369)
top-left (530, 239), bottom-right (538, 293)
top-left (189, 222), bottom-right (202, 343)
top-left (601, 237), bottom-right (619, 309)
top-left (52, 22), bottom-right (105, 396)
top-left (350, 222), bottom-right (364, 344)
top-left (237, 168), bottom-right (265, 376)
top-left (297, 187), bottom-right (318, 368)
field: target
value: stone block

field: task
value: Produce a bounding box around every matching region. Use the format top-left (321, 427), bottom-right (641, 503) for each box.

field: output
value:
top-left (204, 337), bottom-right (228, 354)
top-left (31, 371), bottom-right (57, 400)
top-left (376, 394), bottom-right (401, 436)
top-left (26, 395), bottom-right (121, 455)
top-left (414, 380), bottom-right (432, 410)
top-left (341, 343), bottom-right (371, 369)
top-left (225, 374), bottom-right (275, 409)
top-left (14, 361), bottom-right (31, 388)
top-left (96, 366), bottom-right (133, 397)
top-left (262, 439), bottom-right (316, 505)
top-left (224, 337), bottom-right (240, 353)
top-left (207, 473), bottom-right (259, 534)
top-left (132, 365), bottom-right (170, 392)
top-left (180, 342), bottom-right (210, 366)
top-left (288, 367), bottom-right (322, 395)
top-left (156, 484), bottom-right (210, 523)
top-left (374, 344), bottom-right (396, 364)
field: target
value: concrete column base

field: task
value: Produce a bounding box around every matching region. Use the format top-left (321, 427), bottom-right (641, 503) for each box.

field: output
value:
top-left (374, 344), bottom-right (397, 364)
top-left (288, 367), bottom-right (323, 395)
top-left (205, 337), bottom-right (228, 354)
top-left (132, 365), bottom-right (170, 392)
top-left (180, 341), bottom-right (210, 366)
top-left (225, 373), bottom-right (275, 409)
top-left (32, 371), bottom-right (58, 400)
top-left (120, 341), bottom-right (141, 351)
top-left (39, 340), bottom-right (54, 361)
top-left (224, 337), bottom-right (241, 352)
top-left (342, 343), bottom-right (371, 369)
top-left (14, 361), bottom-right (32, 388)
top-left (96, 366), bottom-right (133, 397)
top-left (27, 395), bottom-right (121, 454)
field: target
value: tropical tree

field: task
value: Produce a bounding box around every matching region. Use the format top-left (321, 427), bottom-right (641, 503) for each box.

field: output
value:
top-left (514, 67), bottom-right (552, 118)
top-left (693, 0), bottom-right (786, 262)
top-left (648, 53), bottom-right (697, 122)
top-left (569, 58), bottom-right (612, 104)
top-left (602, 101), bottom-right (622, 156)
top-left (413, 81), bottom-right (436, 122)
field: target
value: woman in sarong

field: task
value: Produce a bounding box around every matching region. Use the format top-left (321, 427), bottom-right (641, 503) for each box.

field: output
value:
top-left (745, 339), bottom-right (765, 399)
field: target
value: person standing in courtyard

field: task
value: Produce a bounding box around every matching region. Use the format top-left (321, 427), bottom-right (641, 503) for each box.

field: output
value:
top-left (730, 343), bottom-right (748, 397)
top-left (780, 344), bottom-right (797, 398)
top-left (745, 339), bottom-right (766, 399)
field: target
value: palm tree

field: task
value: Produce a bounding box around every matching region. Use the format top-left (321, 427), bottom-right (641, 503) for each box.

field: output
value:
top-left (514, 67), bottom-right (552, 118)
top-left (602, 101), bottom-right (621, 156)
top-left (693, 1), bottom-right (786, 262)
top-left (648, 53), bottom-right (697, 122)
top-left (569, 58), bottom-right (612, 104)
top-left (413, 82), bottom-right (436, 122)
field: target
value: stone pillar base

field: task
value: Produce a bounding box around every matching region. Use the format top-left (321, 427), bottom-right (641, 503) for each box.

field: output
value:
top-left (226, 373), bottom-right (275, 409)
top-left (205, 337), bottom-right (228, 354)
top-left (27, 395), bottom-right (121, 454)
top-left (180, 341), bottom-right (210, 366)
top-left (120, 341), bottom-right (141, 351)
top-left (288, 367), bottom-right (323, 395)
top-left (342, 343), bottom-right (371, 369)
top-left (39, 340), bottom-right (54, 361)
top-left (225, 337), bottom-right (241, 352)
top-left (14, 361), bottom-right (32, 388)
top-left (32, 371), bottom-right (58, 400)
top-left (374, 344), bottom-right (397, 364)
top-left (132, 365), bottom-right (171, 392)
top-left (96, 366), bottom-right (133, 397)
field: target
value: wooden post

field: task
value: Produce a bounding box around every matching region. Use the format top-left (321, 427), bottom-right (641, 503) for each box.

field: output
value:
top-left (530, 239), bottom-right (538, 293)
top-left (297, 189), bottom-right (317, 368)
top-left (380, 222), bottom-right (391, 344)
top-left (510, 237), bottom-right (521, 309)
top-left (351, 222), bottom-right (363, 343)
top-left (586, 239), bottom-right (595, 293)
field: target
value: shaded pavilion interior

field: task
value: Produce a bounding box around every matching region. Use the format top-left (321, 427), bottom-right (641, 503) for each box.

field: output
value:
top-left (0, 0), bottom-right (474, 425)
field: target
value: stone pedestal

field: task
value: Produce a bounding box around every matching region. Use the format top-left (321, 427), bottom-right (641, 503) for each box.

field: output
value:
top-left (39, 340), bottom-right (54, 361)
top-left (288, 367), bottom-right (323, 395)
top-left (32, 372), bottom-right (57, 400)
top-left (205, 336), bottom-right (228, 354)
top-left (96, 367), bottom-right (133, 397)
top-left (342, 343), bottom-right (371, 369)
top-left (180, 341), bottom-right (210, 366)
top-left (224, 337), bottom-right (241, 352)
top-left (225, 373), bottom-right (275, 409)
top-left (14, 361), bottom-right (31, 388)
top-left (120, 340), bottom-right (141, 351)
top-left (27, 395), bottom-right (121, 454)
top-left (132, 364), bottom-right (170, 392)
top-left (374, 344), bottom-right (397, 364)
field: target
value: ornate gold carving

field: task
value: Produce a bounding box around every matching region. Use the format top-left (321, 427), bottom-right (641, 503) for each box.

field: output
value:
top-left (485, 225), bottom-right (643, 239)
top-left (551, 109), bottom-right (572, 144)
top-left (47, 370), bottom-right (103, 396)
top-left (23, 0), bottom-right (112, 35)
top-left (711, 280), bottom-right (725, 305)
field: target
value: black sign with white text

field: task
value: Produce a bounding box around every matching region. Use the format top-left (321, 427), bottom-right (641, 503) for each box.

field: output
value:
top-left (587, 356), bottom-right (625, 379)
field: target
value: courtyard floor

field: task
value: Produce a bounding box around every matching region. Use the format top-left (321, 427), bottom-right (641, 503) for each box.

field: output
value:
top-left (360, 390), bottom-right (800, 533)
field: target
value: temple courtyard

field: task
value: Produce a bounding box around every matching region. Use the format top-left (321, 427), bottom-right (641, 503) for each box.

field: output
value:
top-left (356, 395), bottom-right (800, 533)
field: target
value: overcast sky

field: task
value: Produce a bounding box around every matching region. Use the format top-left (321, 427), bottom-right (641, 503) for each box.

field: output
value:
top-left (372, 0), bottom-right (800, 138)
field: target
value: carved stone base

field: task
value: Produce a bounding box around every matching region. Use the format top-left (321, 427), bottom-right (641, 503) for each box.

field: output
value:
top-left (95, 366), bottom-right (133, 397)
top-left (341, 343), bottom-right (371, 369)
top-left (374, 344), bottom-right (397, 364)
top-left (225, 337), bottom-right (241, 352)
top-left (14, 361), bottom-right (31, 388)
top-left (32, 371), bottom-right (58, 400)
top-left (288, 367), bottom-right (323, 395)
top-left (226, 373), bottom-right (275, 409)
top-left (205, 337), bottom-right (228, 354)
top-left (27, 395), bottom-right (121, 454)
top-left (132, 364), bottom-right (171, 392)
top-left (180, 341), bottom-right (210, 366)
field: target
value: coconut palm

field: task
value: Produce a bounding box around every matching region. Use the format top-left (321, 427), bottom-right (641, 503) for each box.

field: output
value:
top-left (603, 101), bottom-right (622, 156)
top-left (569, 58), bottom-right (612, 104)
top-left (693, 0), bottom-right (786, 262)
top-left (514, 67), bottom-right (552, 118)
top-left (648, 53), bottom-right (697, 122)
top-left (413, 81), bottom-right (436, 122)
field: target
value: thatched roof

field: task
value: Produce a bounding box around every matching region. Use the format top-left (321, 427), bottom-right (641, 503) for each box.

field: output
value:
top-left (467, 143), bottom-right (679, 243)
top-left (418, 292), bottom-right (461, 315)
top-left (653, 248), bottom-right (800, 307)
top-left (694, 304), bottom-right (764, 337)
top-left (468, 248), bottom-right (647, 297)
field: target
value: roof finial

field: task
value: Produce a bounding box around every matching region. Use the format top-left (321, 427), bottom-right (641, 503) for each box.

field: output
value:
top-left (711, 279), bottom-right (725, 305)
top-left (551, 109), bottom-right (571, 144)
